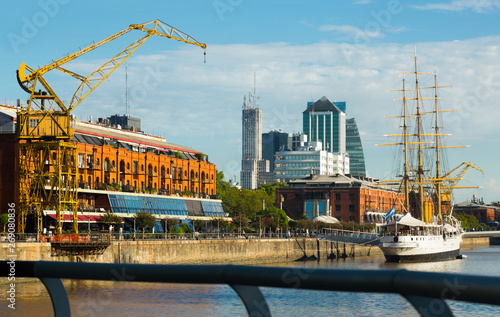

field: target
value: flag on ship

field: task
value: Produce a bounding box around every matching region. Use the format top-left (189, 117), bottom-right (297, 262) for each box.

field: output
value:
top-left (385, 205), bottom-right (395, 222)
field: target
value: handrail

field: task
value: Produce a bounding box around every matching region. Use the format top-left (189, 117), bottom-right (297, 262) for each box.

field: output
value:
top-left (2, 261), bottom-right (500, 316)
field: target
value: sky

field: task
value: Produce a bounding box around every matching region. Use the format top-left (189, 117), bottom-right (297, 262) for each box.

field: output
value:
top-left (1, 0), bottom-right (500, 204)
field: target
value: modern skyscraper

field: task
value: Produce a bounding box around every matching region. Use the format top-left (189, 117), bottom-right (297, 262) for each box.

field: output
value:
top-left (303, 96), bottom-right (346, 153)
top-left (346, 118), bottom-right (367, 177)
top-left (262, 130), bottom-right (291, 173)
top-left (241, 93), bottom-right (273, 189)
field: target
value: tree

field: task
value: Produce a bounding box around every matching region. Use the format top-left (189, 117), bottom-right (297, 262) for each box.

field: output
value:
top-left (193, 219), bottom-right (204, 232)
top-left (258, 206), bottom-right (289, 229)
top-left (455, 212), bottom-right (483, 231)
top-left (216, 170), bottom-right (229, 197)
top-left (165, 218), bottom-right (179, 233)
top-left (99, 212), bottom-right (122, 231)
top-left (297, 219), bottom-right (314, 230)
top-left (211, 218), bottom-right (229, 232)
top-left (0, 214), bottom-right (9, 232)
top-left (134, 211), bottom-right (157, 236)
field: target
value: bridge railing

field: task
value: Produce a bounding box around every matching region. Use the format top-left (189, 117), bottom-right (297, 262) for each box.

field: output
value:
top-left (2, 261), bottom-right (500, 316)
top-left (319, 228), bottom-right (380, 246)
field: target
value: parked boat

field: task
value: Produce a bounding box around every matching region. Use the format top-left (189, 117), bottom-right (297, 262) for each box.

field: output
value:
top-left (376, 54), bottom-right (475, 262)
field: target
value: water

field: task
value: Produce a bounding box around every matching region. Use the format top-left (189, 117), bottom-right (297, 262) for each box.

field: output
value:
top-left (4, 246), bottom-right (500, 316)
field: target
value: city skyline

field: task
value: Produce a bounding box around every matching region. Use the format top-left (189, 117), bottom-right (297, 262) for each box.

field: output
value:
top-left (1, 1), bottom-right (499, 203)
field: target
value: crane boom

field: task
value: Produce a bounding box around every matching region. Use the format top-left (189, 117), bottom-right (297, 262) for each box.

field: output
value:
top-left (17, 20), bottom-right (205, 97)
top-left (16, 20), bottom-right (205, 235)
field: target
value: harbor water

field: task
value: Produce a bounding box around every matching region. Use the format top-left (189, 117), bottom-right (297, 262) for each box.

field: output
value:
top-left (4, 245), bottom-right (500, 316)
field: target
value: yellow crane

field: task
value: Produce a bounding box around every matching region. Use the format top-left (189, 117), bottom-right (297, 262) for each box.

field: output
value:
top-left (16, 20), bottom-right (206, 235)
top-left (439, 161), bottom-right (483, 210)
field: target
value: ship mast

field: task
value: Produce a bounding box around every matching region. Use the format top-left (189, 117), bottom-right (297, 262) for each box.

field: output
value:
top-left (402, 78), bottom-right (410, 213)
top-left (413, 55), bottom-right (426, 222)
top-left (433, 69), bottom-right (443, 223)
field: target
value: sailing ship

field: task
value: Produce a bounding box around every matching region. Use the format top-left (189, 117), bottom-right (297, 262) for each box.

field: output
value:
top-left (377, 55), bottom-right (469, 262)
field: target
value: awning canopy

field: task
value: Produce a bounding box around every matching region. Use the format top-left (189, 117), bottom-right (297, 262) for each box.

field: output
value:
top-left (46, 214), bottom-right (102, 223)
top-left (380, 213), bottom-right (438, 228)
top-left (313, 215), bottom-right (340, 224)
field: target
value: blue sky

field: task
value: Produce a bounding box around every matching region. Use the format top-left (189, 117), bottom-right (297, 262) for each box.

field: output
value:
top-left (1, 0), bottom-right (500, 204)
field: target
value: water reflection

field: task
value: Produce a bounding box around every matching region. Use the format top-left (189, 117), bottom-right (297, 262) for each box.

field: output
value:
top-left (4, 246), bottom-right (500, 316)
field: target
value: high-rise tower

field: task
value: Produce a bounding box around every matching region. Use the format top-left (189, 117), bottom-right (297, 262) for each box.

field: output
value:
top-left (240, 78), bottom-right (273, 189)
top-left (302, 96), bottom-right (346, 153)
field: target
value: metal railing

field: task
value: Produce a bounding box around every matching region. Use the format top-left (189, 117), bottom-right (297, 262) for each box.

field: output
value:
top-left (319, 228), bottom-right (380, 246)
top-left (2, 261), bottom-right (500, 316)
top-left (0, 232), bottom-right (314, 243)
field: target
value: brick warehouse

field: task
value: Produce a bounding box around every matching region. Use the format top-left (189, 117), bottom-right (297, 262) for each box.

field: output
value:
top-left (0, 105), bottom-right (223, 233)
top-left (276, 174), bottom-right (405, 223)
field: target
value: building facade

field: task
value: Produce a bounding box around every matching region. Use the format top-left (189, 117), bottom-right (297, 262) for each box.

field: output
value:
top-left (346, 118), bottom-right (366, 177)
top-left (303, 96), bottom-right (346, 153)
top-left (274, 141), bottom-right (349, 184)
top-left (262, 130), bottom-right (291, 174)
top-left (276, 174), bottom-right (403, 223)
top-left (0, 105), bottom-right (225, 233)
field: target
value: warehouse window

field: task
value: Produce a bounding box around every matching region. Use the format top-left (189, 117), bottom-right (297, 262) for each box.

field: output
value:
top-left (78, 153), bottom-right (85, 168)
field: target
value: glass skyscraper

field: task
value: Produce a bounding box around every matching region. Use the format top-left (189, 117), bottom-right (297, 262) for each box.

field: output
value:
top-left (302, 96), bottom-right (346, 153)
top-left (346, 117), bottom-right (366, 177)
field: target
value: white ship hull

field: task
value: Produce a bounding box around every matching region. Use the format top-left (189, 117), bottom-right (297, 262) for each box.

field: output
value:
top-left (379, 233), bottom-right (462, 262)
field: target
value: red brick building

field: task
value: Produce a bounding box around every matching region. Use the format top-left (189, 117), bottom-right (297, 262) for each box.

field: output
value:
top-left (276, 174), bottom-right (405, 223)
top-left (455, 201), bottom-right (497, 224)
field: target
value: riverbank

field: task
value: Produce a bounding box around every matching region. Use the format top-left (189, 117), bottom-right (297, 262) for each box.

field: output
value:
top-left (0, 236), bottom-right (490, 264)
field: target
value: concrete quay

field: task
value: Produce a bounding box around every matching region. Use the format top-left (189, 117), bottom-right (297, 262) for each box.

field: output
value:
top-left (0, 236), bottom-right (490, 264)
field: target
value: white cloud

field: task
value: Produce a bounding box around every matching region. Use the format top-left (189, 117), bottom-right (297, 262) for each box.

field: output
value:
top-left (412, 0), bottom-right (500, 13)
top-left (319, 24), bottom-right (385, 41)
top-left (61, 37), bottom-right (500, 202)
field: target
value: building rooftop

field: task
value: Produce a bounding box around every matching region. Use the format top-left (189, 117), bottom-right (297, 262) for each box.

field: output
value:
top-left (289, 173), bottom-right (383, 188)
top-left (0, 105), bottom-right (199, 155)
top-left (304, 96), bottom-right (342, 113)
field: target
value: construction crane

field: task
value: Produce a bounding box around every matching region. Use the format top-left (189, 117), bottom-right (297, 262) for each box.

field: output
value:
top-left (16, 20), bottom-right (206, 235)
top-left (439, 161), bottom-right (483, 212)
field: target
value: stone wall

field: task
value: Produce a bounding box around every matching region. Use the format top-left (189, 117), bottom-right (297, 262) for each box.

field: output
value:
top-left (1, 238), bottom-right (380, 264)
top-left (0, 236), bottom-right (487, 264)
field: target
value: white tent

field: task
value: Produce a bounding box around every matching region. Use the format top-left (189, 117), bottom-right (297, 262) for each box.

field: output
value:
top-left (313, 215), bottom-right (340, 224)
top-left (380, 213), bottom-right (439, 228)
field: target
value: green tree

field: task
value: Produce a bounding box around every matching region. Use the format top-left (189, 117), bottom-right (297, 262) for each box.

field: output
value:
top-left (258, 206), bottom-right (289, 229)
top-left (297, 218), bottom-right (314, 230)
top-left (216, 170), bottom-right (229, 197)
top-left (0, 214), bottom-right (9, 232)
top-left (165, 218), bottom-right (179, 233)
top-left (99, 212), bottom-right (122, 230)
top-left (211, 218), bottom-right (229, 232)
top-left (193, 219), bottom-right (204, 232)
top-left (134, 211), bottom-right (157, 236)
top-left (455, 212), bottom-right (482, 231)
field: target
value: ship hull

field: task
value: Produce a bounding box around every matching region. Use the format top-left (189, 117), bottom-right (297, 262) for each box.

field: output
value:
top-left (379, 234), bottom-right (462, 263)
top-left (383, 248), bottom-right (460, 262)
